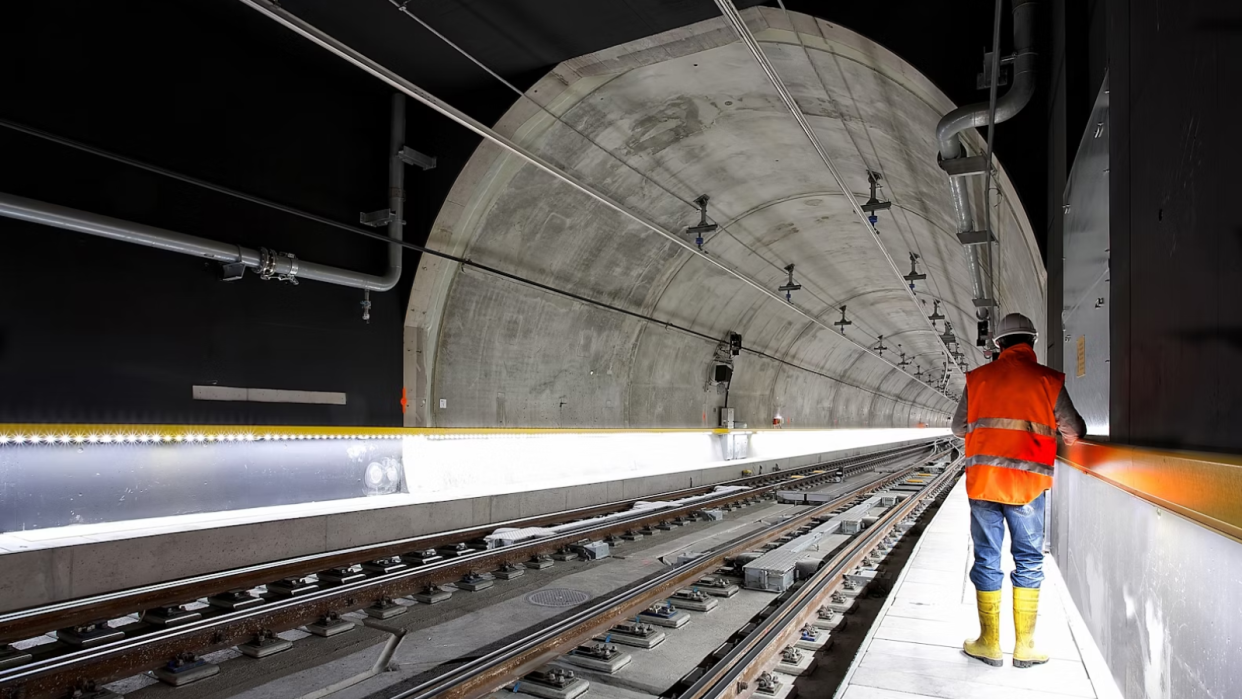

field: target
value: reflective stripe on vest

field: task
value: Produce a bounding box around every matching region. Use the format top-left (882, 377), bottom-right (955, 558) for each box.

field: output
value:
top-left (963, 344), bottom-right (1065, 504)
top-left (965, 418), bottom-right (1056, 438)
top-left (963, 453), bottom-right (1055, 477)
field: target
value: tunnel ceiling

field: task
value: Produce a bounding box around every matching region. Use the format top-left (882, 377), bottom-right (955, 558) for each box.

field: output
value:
top-left (405, 7), bottom-right (1045, 429)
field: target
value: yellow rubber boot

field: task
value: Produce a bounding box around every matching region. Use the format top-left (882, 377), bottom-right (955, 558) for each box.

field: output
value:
top-left (1013, 586), bottom-right (1050, 668)
top-left (963, 589), bottom-right (1003, 666)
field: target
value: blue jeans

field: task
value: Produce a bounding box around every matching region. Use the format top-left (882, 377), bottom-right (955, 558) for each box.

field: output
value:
top-left (968, 492), bottom-right (1046, 591)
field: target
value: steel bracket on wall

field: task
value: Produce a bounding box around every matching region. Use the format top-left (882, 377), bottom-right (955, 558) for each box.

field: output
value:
top-left (360, 209), bottom-right (397, 227)
top-left (398, 146), bottom-right (436, 171)
top-left (937, 154), bottom-right (990, 178)
top-left (220, 261), bottom-right (247, 282)
top-left (956, 230), bottom-right (997, 246)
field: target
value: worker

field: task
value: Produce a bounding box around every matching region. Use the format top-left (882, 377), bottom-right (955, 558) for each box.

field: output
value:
top-left (950, 312), bottom-right (1086, 669)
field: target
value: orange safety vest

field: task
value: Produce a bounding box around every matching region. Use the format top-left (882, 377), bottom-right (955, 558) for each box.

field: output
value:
top-left (964, 344), bottom-right (1064, 505)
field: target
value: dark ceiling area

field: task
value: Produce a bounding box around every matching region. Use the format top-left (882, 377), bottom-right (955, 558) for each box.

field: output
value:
top-left (279, 0), bottom-right (1050, 244)
top-left (0, 0), bottom-right (1052, 426)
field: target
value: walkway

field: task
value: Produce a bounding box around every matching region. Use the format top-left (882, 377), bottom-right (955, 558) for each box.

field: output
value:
top-left (836, 479), bottom-right (1122, 699)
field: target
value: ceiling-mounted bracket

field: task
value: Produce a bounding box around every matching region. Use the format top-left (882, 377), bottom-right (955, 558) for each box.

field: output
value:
top-left (686, 194), bottom-right (718, 251)
top-left (833, 306), bottom-right (852, 334)
top-left (940, 320), bottom-right (957, 347)
top-left (873, 335), bottom-right (889, 356)
top-left (903, 252), bottom-right (927, 290)
top-left (778, 264), bottom-right (801, 303)
top-left (860, 170), bottom-right (892, 224)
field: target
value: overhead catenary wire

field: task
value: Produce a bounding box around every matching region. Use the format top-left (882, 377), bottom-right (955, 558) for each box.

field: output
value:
top-left (710, 0), bottom-right (962, 388)
top-left (0, 117), bottom-right (945, 415)
top-left (770, 0), bottom-right (979, 379)
top-left (235, 0), bottom-right (953, 406)
top-left (385, 0), bottom-right (908, 377)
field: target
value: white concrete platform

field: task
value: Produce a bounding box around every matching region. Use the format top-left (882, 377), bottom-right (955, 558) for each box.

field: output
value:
top-left (836, 480), bottom-right (1122, 699)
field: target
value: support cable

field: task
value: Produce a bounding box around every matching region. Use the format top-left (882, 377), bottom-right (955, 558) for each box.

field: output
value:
top-left (234, 0), bottom-right (952, 405)
top-left (385, 0), bottom-right (899, 358)
top-left (771, 1), bottom-right (986, 373)
top-left (0, 118), bottom-right (943, 414)
top-left (710, 0), bottom-right (962, 386)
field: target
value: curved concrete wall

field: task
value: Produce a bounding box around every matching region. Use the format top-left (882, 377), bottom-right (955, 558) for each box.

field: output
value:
top-left (406, 7), bottom-right (1044, 429)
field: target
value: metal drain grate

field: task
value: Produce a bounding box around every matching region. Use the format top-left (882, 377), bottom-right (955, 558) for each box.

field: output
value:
top-left (526, 589), bottom-right (590, 607)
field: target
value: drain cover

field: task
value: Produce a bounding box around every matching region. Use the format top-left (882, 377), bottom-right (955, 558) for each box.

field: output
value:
top-left (526, 589), bottom-right (591, 607)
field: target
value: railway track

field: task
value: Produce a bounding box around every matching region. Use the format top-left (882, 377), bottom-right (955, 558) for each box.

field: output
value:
top-left (388, 448), bottom-right (959, 699)
top-left (671, 457), bottom-right (962, 699)
top-left (0, 439), bottom-right (949, 698)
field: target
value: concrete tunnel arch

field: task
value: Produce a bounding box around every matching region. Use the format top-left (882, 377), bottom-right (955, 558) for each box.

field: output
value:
top-left (403, 7), bottom-right (1045, 429)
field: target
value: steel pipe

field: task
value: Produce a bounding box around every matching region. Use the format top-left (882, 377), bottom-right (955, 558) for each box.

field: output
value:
top-left (381, 92), bottom-right (406, 288)
top-left (234, 0), bottom-right (954, 404)
top-left (0, 190), bottom-right (398, 290)
top-left (0, 191), bottom-right (260, 266)
top-left (937, 0), bottom-right (1038, 158)
top-left (937, 0), bottom-right (1039, 319)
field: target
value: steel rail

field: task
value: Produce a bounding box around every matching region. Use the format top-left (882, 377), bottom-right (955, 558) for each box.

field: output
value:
top-left (0, 445), bottom-right (942, 698)
top-left (710, 0), bottom-right (962, 385)
top-left (233, 0), bottom-right (954, 406)
top-left (0, 441), bottom-right (933, 645)
top-left (388, 448), bottom-right (953, 699)
top-left (681, 458), bottom-right (963, 699)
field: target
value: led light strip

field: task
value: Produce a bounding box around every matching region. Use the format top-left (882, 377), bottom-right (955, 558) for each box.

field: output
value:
top-left (0, 432), bottom-right (404, 446)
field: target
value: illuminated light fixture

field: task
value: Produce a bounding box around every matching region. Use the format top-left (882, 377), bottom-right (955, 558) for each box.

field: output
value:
top-left (0, 428), bottom-right (417, 446)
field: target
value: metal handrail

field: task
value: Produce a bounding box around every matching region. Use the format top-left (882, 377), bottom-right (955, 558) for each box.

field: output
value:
top-left (1059, 440), bottom-right (1242, 543)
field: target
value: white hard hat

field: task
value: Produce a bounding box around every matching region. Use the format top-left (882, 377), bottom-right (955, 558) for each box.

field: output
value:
top-left (993, 312), bottom-right (1038, 341)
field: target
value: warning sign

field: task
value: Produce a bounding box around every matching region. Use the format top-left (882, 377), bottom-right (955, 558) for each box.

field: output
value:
top-left (1076, 336), bottom-right (1086, 378)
